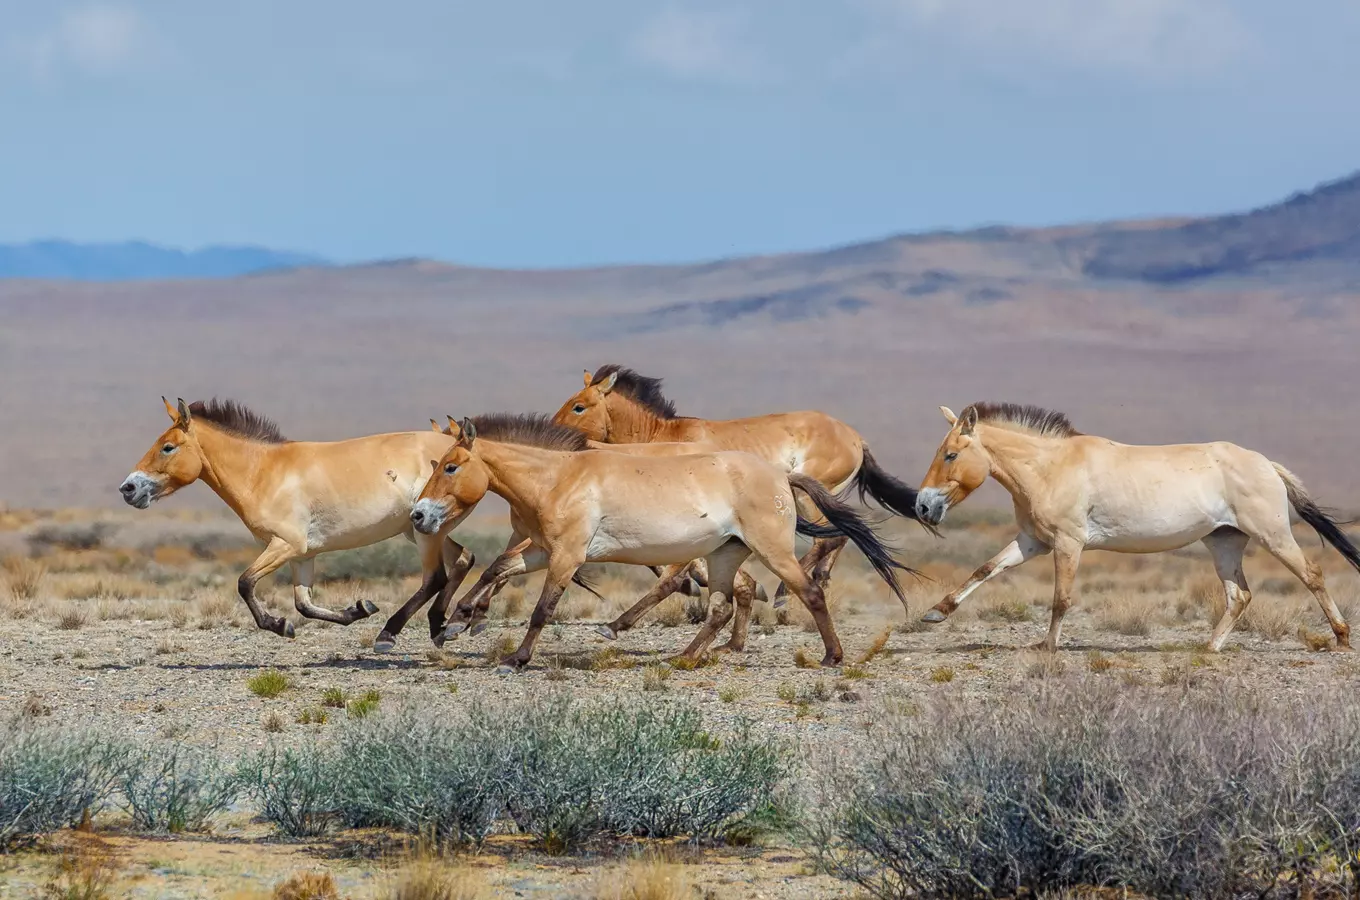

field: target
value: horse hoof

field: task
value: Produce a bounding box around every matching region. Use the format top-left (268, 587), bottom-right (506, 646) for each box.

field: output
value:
top-left (821, 656), bottom-right (841, 669)
top-left (595, 624), bottom-right (618, 641)
top-left (373, 633), bottom-right (396, 653)
top-left (755, 584), bottom-right (769, 604)
top-left (469, 622), bottom-right (488, 637)
top-left (772, 597), bottom-right (788, 610)
top-left (358, 599), bottom-right (379, 617)
top-left (430, 631), bottom-right (447, 649)
top-left (1334, 643), bottom-right (1355, 653)
top-left (920, 609), bottom-right (946, 624)
top-left (282, 620), bottom-right (296, 639)
top-left (494, 664), bottom-right (518, 676)
top-left (445, 621), bottom-right (468, 637)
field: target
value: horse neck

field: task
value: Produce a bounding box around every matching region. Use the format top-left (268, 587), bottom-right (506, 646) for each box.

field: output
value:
top-left (976, 424), bottom-right (1061, 501)
top-left (192, 426), bottom-right (278, 526)
top-left (475, 441), bottom-right (567, 516)
top-left (606, 398), bottom-right (702, 443)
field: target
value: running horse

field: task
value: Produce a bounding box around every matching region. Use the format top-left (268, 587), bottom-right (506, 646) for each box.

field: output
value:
top-left (410, 413), bottom-right (913, 671)
top-left (915, 402), bottom-right (1360, 652)
top-left (119, 398), bottom-right (475, 647)
top-left (551, 365), bottom-right (926, 637)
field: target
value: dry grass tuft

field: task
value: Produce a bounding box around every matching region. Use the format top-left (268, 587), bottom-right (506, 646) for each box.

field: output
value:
top-left (793, 647), bottom-right (819, 670)
top-left (929, 666), bottom-right (955, 684)
top-left (1241, 599), bottom-right (1303, 642)
top-left (641, 664), bottom-right (672, 692)
top-left (272, 871), bottom-right (340, 900)
top-left (320, 687), bottom-right (346, 708)
top-left (387, 859), bottom-right (487, 900)
top-left (653, 595), bottom-right (687, 628)
top-left (4, 555), bottom-right (46, 601)
top-left (263, 711), bottom-right (287, 733)
top-left (1096, 594), bottom-right (1158, 637)
top-left (41, 836), bottom-right (123, 900)
top-left (596, 857), bottom-right (692, 900)
top-left (853, 626), bottom-right (893, 666)
top-left (56, 604), bottom-right (87, 631)
top-left (484, 635), bottom-right (519, 666)
top-left (1021, 651), bottom-right (1064, 679)
top-left (22, 691), bottom-right (53, 719)
top-left (976, 594), bottom-right (1032, 623)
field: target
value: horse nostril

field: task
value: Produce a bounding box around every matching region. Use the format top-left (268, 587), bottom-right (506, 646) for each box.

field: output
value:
top-left (120, 482), bottom-right (136, 495)
top-left (411, 510), bottom-right (425, 524)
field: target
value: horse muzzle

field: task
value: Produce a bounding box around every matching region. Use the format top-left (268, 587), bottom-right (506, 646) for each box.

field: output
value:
top-left (410, 499), bottom-right (448, 535)
top-left (119, 472), bottom-right (162, 510)
top-left (915, 487), bottom-right (951, 527)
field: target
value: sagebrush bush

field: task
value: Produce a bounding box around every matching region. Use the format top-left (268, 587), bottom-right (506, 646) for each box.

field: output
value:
top-left (242, 744), bottom-right (340, 837)
top-left (117, 742), bottom-right (241, 833)
top-left (0, 727), bottom-right (123, 851)
top-left (329, 708), bottom-right (508, 844)
top-left (807, 680), bottom-right (1360, 899)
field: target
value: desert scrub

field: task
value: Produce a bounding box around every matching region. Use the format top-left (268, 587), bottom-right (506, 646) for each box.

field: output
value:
top-left (346, 689), bottom-right (381, 719)
top-left (500, 698), bottom-right (789, 851)
top-left (242, 743), bottom-right (340, 837)
top-left (806, 679), bottom-right (1360, 900)
top-left (116, 742), bottom-right (240, 833)
top-left (328, 707), bottom-right (509, 844)
top-left (0, 726), bottom-right (123, 851)
top-left (247, 669), bottom-right (290, 698)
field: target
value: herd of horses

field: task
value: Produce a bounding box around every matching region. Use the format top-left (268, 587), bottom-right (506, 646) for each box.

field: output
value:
top-left (117, 365), bottom-right (1360, 673)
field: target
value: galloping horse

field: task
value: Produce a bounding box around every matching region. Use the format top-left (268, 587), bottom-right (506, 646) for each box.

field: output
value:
top-left (119, 398), bottom-right (475, 646)
top-left (915, 402), bottom-right (1360, 652)
top-left (551, 365), bottom-right (925, 635)
top-left (427, 417), bottom-right (765, 640)
top-left (410, 413), bottom-right (912, 671)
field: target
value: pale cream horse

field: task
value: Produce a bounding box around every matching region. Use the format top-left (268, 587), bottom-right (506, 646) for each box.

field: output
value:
top-left (426, 415), bottom-right (767, 640)
top-left (120, 398), bottom-right (475, 646)
top-left (915, 402), bottom-right (1358, 652)
top-left (552, 365), bottom-right (928, 635)
top-left (410, 413), bottom-right (912, 671)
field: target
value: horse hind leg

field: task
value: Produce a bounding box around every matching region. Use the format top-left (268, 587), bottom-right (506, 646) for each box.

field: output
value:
top-left (1202, 528), bottom-right (1252, 653)
top-left (1249, 518), bottom-right (1352, 650)
top-left (292, 558), bottom-right (379, 627)
top-left (677, 541), bottom-right (751, 660)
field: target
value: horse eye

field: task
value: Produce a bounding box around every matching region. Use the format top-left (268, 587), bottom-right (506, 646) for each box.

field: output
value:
top-left (572, 405), bottom-right (586, 415)
top-left (161, 444), bottom-right (176, 454)
top-left (944, 452), bottom-right (958, 463)
top-left (443, 464), bottom-right (458, 476)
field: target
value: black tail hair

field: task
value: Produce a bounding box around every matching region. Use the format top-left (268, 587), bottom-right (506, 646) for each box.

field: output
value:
top-left (1276, 464), bottom-right (1360, 572)
top-left (790, 474), bottom-right (918, 610)
top-left (571, 569), bottom-right (609, 603)
top-left (855, 445), bottom-right (938, 536)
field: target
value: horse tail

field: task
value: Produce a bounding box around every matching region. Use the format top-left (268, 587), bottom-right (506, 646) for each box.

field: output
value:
top-left (790, 473), bottom-right (917, 611)
top-left (571, 569), bottom-right (609, 603)
top-left (855, 445), bottom-right (938, 535)
top-left (1273, 462), bottom-right (1360, 572)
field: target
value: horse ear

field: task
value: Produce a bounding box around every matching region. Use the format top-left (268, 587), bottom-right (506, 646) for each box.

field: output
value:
top-left (582, 369), bottom-right (592, 387)
top-left (940, 406), bottom-right (958, 425)
top-left (446, 416), bottom-right (461, 439)
top-left (430, 459), bottom-right (439, 472)
top-left (162, 396), bottom-right (178, 421)
top-left (959, 406), bottom-right (978, 436)
top-left (459, 417), bottom-right (476, 447)
top-left (176, 398), bottom-right (192, 430)
top-left (598, 371), bottom-right (618, 394)
top-left (430, 419), bottom-right (441, 433)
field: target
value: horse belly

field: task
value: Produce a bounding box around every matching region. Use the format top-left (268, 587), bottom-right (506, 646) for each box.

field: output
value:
top-left (586, 515), bottom-right (732, 567)
top-left (1085, 506), bottom-right (1228, 553)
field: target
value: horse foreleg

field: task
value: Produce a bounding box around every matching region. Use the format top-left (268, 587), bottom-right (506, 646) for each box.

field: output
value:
top-left (290, 558), bottom-right (379, 626)
top-left (374, 535), bottom-right (450, 652)
top-left (922, 533), bottom-right (1050, 623)
top-left (441, 543), bottom-right (548, 645)
top-left (680, 542), bottom-right (753, 659)
top-left (425, 539), bottom-right (476, 641)
top-left (238, 538), bottom-right (301, 638)
top-left (1034, 538), bottom-right (1082, 652)
top-left (497, 556), bottom-right (581, 673)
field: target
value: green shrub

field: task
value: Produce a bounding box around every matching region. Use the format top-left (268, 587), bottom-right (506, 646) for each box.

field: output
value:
top-left (247, 670), bottom-right (290, 698)
top-left (240, 744), bottom-right (338, 837)
top-left (117, 742), bottom-right (240, 833)
top-left (0, 727), bottom-right (123, 851)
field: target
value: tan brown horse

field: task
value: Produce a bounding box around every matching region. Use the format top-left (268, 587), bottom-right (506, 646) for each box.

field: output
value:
top-left (410, 413), bottom-right (911, 671)
top-left (120, 398), bottom-right (475, 646)
top-left (551, 365), bottom-right (926, 632)
top-left (427, 416), bottom-right (765, 639)
top-left (916, 402), bottom-right (1360, 653)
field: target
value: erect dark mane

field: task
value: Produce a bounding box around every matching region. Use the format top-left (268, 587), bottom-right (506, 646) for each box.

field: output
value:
top-left (188, 398), bottom-right (288, 443)
top-left (591, 364), bottom-right (678, 419)
top-left (968, 402), bottom-right (1080, 439)
top-left (469, 413), bottom-right (589, 452)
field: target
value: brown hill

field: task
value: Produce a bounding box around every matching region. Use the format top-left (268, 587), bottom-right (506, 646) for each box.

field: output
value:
top-left (2, 171), bottom-right (1358, 510)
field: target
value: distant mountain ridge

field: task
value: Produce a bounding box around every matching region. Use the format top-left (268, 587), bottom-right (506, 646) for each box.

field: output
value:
top-left (0, 240), bottom-right (326, 280)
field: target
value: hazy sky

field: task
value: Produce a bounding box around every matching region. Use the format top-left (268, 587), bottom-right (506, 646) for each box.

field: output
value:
top-left (2, 1), bottom-right (1357, 267)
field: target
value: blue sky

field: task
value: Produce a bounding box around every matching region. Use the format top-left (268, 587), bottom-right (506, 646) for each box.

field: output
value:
top-left (1, 1), bottom-right (1357, 267)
